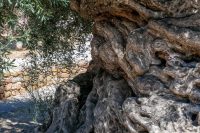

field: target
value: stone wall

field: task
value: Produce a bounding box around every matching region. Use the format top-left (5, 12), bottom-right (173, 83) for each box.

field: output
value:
top-left (0, 62), bottom-right (88, 99)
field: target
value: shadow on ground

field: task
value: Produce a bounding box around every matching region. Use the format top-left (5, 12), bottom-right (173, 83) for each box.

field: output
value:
top-left (0, 97), bottom-right (41, 133)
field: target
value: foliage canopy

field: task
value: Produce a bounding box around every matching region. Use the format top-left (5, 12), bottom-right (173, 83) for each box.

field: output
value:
top-left (0, 0), bottom-right (92, 80)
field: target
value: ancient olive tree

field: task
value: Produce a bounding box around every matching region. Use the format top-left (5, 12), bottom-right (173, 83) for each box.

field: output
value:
top-left (44, 0), bottom-right (200, 133)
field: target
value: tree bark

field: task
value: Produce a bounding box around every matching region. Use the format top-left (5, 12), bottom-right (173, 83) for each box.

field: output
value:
top-left (45, 0), bottom-right (200, 132)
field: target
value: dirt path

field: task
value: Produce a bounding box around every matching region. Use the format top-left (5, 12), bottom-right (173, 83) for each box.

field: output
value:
top-left (0, 85), bottom-right (56, 133)
top-left (0, 94), bottom-right (41, 133)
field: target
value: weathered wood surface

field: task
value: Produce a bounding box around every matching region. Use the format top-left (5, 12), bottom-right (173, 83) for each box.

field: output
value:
top-left (45, 0), bottom-right (200, 132)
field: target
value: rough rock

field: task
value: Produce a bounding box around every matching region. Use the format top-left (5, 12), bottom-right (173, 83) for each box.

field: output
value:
top-left (44, 0), bottom-right (200, 133)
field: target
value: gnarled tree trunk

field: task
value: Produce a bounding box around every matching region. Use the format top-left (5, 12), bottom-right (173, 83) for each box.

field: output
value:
top-left (45, 0), bottom-right (200, 133)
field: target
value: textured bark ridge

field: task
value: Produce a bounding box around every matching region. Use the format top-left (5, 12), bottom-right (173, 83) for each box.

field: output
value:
top-left (45, 0), bottom-right (200, 132)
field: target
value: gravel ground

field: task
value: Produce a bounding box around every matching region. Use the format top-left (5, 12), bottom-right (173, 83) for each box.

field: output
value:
top-left (0, 86), bottom-right (56, 133)
top-left (0, 95), bottom-right (39, 133)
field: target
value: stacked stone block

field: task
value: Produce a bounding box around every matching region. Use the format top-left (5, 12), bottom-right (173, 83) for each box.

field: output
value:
top-left (0, 61), bottom-right (88, 99)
